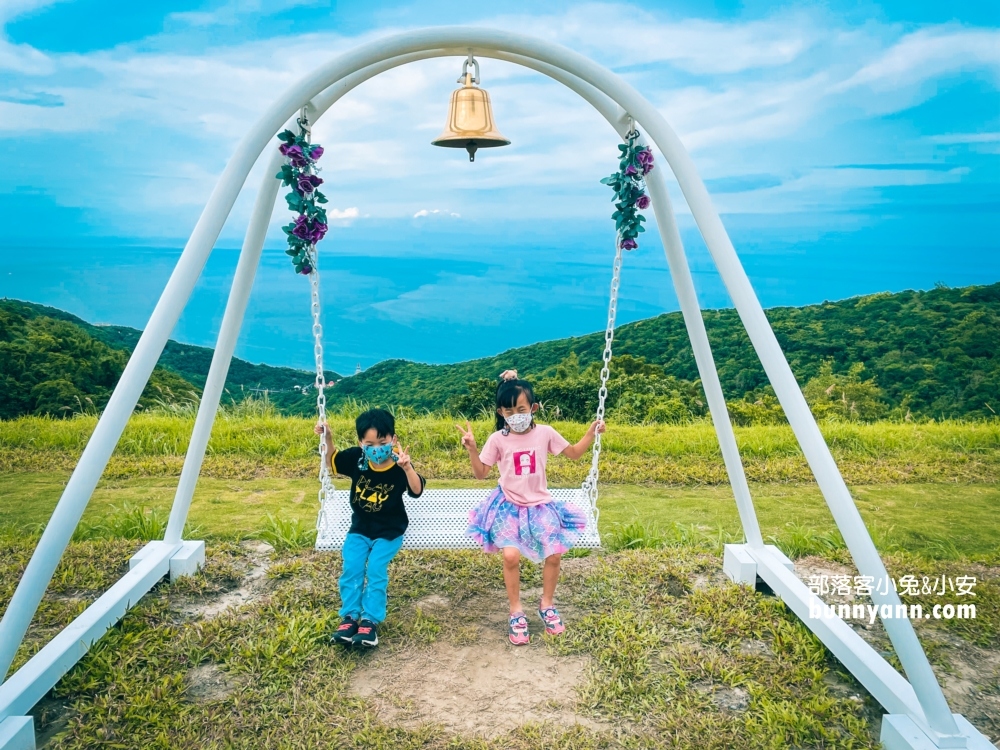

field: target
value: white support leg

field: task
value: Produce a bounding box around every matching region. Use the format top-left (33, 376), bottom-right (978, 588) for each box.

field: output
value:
top-left (0, 98), bottom-right (276, 684)
top-left (484, 39), bottom-right (977, 749)
top-left (129, 540), bottom-right (205, 581)
top-left (643, 165), bottom-right (764, 548)
top-left (163, 150), bottom-right (283, 544)
top-left (723, 542), bottom-right (794, 584)
top-left (747, 546), bottom-right (995, 749)
top-left (882, 716), bottom-right (997, 750)
top-left (0, 717), bottom-right (33, 750)
top-left (0, 542), bottom-right (177, 723)
top-left (622, 81), bottom-right (967, 747)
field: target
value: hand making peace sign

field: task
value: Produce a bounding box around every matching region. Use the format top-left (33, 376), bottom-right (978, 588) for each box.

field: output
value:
top-left (393, 437), bottom-right (413, 470)
top-left (454, 420), bottom-right (478, 452)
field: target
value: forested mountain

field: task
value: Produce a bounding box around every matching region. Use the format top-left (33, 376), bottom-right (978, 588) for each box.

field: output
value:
top-left (0, 308), bottom-right (195, 419)
top-left (0, 300), bottom-right (337, 418)
top-left (3, 283), bottom-right (998, 422)
top-left (324, 283), bottom-right (1000, 421)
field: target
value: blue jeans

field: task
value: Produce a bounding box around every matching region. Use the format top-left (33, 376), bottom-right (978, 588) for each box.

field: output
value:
top-left (338, 532), bottom-right (404, 624)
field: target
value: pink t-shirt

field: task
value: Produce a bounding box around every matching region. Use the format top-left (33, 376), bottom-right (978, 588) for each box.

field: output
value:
top-left (479, 424), bottom-right (571, 507)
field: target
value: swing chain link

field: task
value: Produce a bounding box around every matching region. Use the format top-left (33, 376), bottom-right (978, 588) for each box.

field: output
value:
top-left (296, 106), bottom-right (334, 531)
top-left (581, 240), bottom-right (624, 527)
top-left (310, 247), bottom-right (335, 531)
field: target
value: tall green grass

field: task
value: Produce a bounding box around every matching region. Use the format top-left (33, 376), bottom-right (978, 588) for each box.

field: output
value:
top-left (71, 503), bottom-right (171, 541)
top-left (257, 513), bottom-right (316, 551)
top-left (1, 413), bottom-right (998, 484)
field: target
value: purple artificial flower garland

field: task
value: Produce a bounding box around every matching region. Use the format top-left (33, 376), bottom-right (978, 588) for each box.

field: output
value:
top-left (600, 129), bottom-right (654, 251)
top-left (276, 130), bottom-right (329, 275)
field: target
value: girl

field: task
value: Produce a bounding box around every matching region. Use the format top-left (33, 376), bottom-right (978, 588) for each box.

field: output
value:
top-left (456, 370), bottom-right (605, 645)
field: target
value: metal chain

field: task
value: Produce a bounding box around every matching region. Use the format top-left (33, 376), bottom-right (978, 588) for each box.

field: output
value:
top-left (581, 240), bottom-right (624, 527)
top-left (309, 264), bottom-right (334, 528)
top-left (295, 106), bottom-right (334, 529)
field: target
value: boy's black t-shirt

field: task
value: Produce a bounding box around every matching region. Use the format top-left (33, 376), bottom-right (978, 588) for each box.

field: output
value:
top-left (332, 446), bottom-right (425, 541)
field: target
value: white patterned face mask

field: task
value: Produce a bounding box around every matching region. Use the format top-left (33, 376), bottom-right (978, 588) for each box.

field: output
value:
top-left (504, 411), bottom-right (533, 433)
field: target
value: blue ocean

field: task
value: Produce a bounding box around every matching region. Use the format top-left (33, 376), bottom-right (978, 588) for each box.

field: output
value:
top-left (2, 213), bottom-right (997, 376)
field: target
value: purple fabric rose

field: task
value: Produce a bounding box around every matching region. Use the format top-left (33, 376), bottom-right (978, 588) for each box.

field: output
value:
top-left (309, 145), bottom-right (324, 160)
top-left (310, 222), bottom-right (328, 242)
top-left (297, 174), bottom-right (323, 193)
top-left (625, 163), bottom-right (638, 176)
top-left (637, 148), bottom-right (655, 174)
top-left (636, 194), bottom-right (650, 210)
top-left (301, 265), bottom-right (312, 275)
top-left (621, 237), bottom-right (638, 250)
top-left (291, 215), bottom-right (312, 240)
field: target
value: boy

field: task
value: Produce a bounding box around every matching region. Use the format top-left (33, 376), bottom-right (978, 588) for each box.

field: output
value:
top-left (314, 408), bottom-right (424, 648)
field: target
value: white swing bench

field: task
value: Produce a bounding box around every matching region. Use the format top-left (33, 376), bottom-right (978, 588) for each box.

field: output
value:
top-left (306, 149), bottom-right (624, 554)
top-left (316, 487), bottom-right (602, 550)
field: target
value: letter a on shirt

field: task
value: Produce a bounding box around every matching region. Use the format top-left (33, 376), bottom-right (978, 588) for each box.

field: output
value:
top-left (478, 424), bottom-right (570, 506)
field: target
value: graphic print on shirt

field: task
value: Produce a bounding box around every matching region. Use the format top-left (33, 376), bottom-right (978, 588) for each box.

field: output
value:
top-left (354, 475), bottom-right (394, 513)
top-left (512, 450), bottom-right (537, 476)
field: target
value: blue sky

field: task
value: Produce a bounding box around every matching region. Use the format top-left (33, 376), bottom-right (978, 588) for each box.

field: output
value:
top-left (0, 0), bottom-right (998, 373)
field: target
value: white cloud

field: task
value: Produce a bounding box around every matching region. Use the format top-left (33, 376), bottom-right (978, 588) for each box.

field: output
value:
top-left (0, 3), bottom-right (995, 237)
top-left (329, 207), bottom-right (359, 219)
top-left (491, 3), bottom-right (818, 74)
top-left (169, 0), bottom-right (327, 28)
top-left (838, 27), bottom-right (1000, 92)
top-left (926, 132), bottom-right (1000, 144)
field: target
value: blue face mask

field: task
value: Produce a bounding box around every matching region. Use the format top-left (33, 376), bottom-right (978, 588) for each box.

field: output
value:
top-left (363, 442), bottom-right (395, 466)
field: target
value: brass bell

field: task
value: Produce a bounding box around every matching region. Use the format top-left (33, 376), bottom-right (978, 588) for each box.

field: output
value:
top-left (432, 55), bottom-right (510, 162)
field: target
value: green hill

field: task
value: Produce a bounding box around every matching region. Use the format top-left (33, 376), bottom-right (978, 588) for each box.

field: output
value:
top-left (4, 283), bottom-right (998, 423)
top-left (0, 306), bottom-right (195, 419)
top-left (325, 282), bottom-right (1000, 421)
top-left (0, 299), bottom-right (338, 419)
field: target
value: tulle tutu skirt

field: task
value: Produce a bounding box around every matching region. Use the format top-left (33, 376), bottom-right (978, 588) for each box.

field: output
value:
top-left (467, 486), bottom-right (588, 562)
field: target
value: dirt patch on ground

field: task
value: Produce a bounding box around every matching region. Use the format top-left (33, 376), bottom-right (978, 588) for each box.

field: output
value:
top-left (927, 634), bottom-right (1000, 742)
top-left (350, 639), bottom-right (602, 738)
top-left (31, 694), bottom-right (71, 749)
top-left (692, 679), bottom-right (751, 713)
top-left (185, 663), bottom-right (236, 703)
top-left (174, 541), bottom-right (274, 620)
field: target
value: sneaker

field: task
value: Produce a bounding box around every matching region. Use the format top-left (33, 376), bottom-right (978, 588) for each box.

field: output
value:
top-left (352, 619), bottom-right (379, 648)
top-left (537, 606), bottom-right (566, 635)
top-left (508, 611), bottom-right (530, 645)
top-left (331, 615), bottom-right (358, 645)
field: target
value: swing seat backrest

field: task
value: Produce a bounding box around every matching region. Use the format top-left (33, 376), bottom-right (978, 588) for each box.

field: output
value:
top-left (315, 488), bottom-right (601, 550)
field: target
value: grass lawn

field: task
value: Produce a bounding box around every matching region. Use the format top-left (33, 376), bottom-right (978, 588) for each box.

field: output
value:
top-left (2, 415), bottom-right (998, 747)
top-left (2, 473), bottom-right (998, 559)
top-left (2, 533), bottom-right (997, 748)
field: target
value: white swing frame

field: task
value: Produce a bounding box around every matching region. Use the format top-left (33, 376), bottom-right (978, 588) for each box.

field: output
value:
top-left (0, 28), bottom-right (991, 750)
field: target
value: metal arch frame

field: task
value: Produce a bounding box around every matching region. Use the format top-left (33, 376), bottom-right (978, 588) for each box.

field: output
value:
top-left (0, 27), bottom-right (989, 750)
